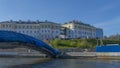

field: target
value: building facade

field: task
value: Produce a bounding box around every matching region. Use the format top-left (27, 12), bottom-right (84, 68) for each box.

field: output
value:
top-left (0, 20), bottom-right (103, 40)
top-left (62, 20), bottom-right (103, 39)
top-left (0, 20), bottom-right (61, 40)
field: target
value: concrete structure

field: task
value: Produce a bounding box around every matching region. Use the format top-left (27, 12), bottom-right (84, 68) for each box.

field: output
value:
top-left (62, 20), bottom-right (102, 39)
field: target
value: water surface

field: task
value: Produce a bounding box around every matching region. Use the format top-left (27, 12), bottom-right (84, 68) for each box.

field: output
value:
top-left (5, 58), bottom-right (120, 68)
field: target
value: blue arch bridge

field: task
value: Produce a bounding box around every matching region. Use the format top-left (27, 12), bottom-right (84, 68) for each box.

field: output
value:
top-left (0, 30), bottom-right (60, 58)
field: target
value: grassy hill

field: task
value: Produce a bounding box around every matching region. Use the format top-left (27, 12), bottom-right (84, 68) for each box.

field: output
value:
top-left (50, 39), bottom-right (120, 49)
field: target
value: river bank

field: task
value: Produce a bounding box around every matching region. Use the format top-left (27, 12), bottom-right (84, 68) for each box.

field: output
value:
top-left (59, 51), bottom-right (120, 59)
top-left (58, 48), bottom-right (120, 59)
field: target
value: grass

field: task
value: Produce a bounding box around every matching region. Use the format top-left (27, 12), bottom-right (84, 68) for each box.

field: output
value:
top-left (50, 39), bottom-right (120, 49)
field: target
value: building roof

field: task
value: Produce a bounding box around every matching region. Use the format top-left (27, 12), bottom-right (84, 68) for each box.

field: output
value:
top-left (64, 20), bottom-right (95, 27)
top-left (0, 20), bottom-right (60, 25)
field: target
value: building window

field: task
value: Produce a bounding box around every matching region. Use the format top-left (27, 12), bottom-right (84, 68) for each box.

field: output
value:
top-left (34, 26), bottom-right (36, 29)
top-left (34, 31), bottom-right (36, 33)
top-left (23, 26), bottom-right (25, 28)
top-left (68, 26), bottom-right (70, 28)
top-left (41, 25), bottom-right (43, 28)
top-left (44, 25), bottom-right (46, 28)
top-left (26, 31), bottom-right (28, 33)
top-left (2, 25), bottom-right (5, 27)
top-left (30, 26), bottom-right (32, 29)
top-left (30, 31), bottom-right (32, 33)
top-left (8, 25), bottom-right (10, 28)
top-left (19, 26), bottom-right (21, 29)
top-left (56, 31), bottom-right (58, 33)
top-left (48, 25), bottom-right (50, 28)
top-left (37, 31), bottom-right (39, 33)
top-left (27, 26), bottom-right (29, 29)
top-left (75, 25), bottom-right (77, 28)
top-left (5, 24), bottom-right (8, 28)
top-left (42, 30), bottom-right (43, 32)
top-left (37, 26), bottom-right (39, 29)
top-left (56, 26), bottom-right (58, 28)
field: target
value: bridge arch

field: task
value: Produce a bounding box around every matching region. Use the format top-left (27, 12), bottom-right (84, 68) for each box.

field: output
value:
top-left (0, 30), bottom-right (60, 58)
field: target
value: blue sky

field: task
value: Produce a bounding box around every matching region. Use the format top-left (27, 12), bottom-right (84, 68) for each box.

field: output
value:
top-left (0, 0), bottom-right (120, 36)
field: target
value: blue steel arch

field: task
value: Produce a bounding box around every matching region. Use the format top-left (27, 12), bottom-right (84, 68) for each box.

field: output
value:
top-left (0, 30), bottom-right (60, 57)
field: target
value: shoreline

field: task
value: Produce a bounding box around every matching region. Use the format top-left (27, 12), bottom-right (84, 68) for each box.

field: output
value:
top-left (59, 52), bottom-right (120, 59)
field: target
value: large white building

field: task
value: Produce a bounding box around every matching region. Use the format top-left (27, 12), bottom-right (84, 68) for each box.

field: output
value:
top-left (0, 20), bottom-right (61, 40)
top-left (62, 20), bottom-right (103, 39)
top-left (0, 20), bottom-right (103, 40)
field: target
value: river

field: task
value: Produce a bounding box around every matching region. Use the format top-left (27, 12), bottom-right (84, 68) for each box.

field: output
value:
top-left (1, 58), bottom-right (120, 68)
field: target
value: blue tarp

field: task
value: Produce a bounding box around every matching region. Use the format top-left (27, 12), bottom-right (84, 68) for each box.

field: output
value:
top-left (0, 30), bottom-right (60, 57)
top-left (96, 45), bottom-right (120, 52)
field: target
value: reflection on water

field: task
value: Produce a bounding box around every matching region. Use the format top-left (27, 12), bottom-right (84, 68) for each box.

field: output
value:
top-left (1, 58), bottom-right (120, 68)
top-left (0, 57), bottom-right (51, 68)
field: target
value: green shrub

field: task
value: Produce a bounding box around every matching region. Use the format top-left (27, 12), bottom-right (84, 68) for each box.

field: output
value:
top-left (51, 39), bottom-right (120, 49)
